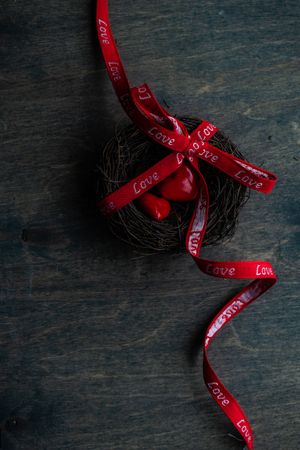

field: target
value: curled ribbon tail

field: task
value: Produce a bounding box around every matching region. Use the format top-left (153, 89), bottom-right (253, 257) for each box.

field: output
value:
top-left (203, 275), bottom-right (276, 450)
top-left (185, 156), bottom-right (277, 450)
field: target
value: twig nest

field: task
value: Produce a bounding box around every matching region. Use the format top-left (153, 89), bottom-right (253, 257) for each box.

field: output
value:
top-left (97, 117), bottom-right (249, 253)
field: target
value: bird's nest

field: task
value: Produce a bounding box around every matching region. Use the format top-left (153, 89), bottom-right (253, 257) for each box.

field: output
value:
top-left (96, 117), bottom-right (249, 253)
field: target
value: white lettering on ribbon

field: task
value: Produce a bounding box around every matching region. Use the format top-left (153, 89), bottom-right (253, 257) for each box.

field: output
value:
top-left (108, 61), bottom-right (122, 82)
top-left (206, 264), bottom-right (236, 277)
top-left (206, 280), bottom-right (268, 344)
top-left (192, 140), bottom-right (219, 163)
top-left (206, 288), bottom-right (259, 342)
top-left (197, 122), bottom-right (217, 141)
top-left (133, 172), bottom-right (159, 195)
top-left (235, 170), bottom-right (263, 189)
top-left (256, 264), bottom-right (273, 276)
top-left (188, 193), bottom-right (206, 256)
top-left (137, 85), bottom-right (151, 101)
top-left (98, 19), bottom-right (110, 45)
top-left (149, 127), bottom-right (175, 146)
top-left (176, 153), bottom-right (184, 165)
top-left (237, 419), bottom-right (252, 443)
top-left (207, 382), bottom-right (230, 406)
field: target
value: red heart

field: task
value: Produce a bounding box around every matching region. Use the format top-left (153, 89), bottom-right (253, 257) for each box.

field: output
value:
top-left (157, 163), bottom-right (198, 202)
top-left (137, 192), bottom-right (171, 221)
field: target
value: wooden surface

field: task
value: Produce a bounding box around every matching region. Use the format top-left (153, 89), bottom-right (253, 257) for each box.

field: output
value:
top-left (1, 1), bottom-right (299, 449)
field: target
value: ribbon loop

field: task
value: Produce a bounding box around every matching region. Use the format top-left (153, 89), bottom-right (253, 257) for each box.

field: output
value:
top-left (185, 139), bottom-right (277, 194)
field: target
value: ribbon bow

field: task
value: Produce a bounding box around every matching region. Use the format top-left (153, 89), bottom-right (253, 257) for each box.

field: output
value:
top-left (96, 2), bottom-right (278, 448)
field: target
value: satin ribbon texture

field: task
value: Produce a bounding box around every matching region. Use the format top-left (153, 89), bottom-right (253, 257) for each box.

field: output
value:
top-left (96, 1), bottom-right (278, 448)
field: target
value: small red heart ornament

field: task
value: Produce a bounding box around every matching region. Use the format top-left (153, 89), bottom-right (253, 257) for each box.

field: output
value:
top-left (157, 163), bottom-right (198, 202)
top-left (137, 192), bottom-right (171, 221)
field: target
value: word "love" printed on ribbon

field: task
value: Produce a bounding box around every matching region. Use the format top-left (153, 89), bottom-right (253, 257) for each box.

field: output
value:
top-left (95, 2), bottom-right (278, 448)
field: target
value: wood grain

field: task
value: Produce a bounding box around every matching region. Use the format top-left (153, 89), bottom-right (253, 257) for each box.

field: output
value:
top-left (1, 0), bottom-right (299, 449)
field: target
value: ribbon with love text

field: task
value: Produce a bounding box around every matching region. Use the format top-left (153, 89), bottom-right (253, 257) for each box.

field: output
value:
top-left (96, 1), bottom-right (278, 448)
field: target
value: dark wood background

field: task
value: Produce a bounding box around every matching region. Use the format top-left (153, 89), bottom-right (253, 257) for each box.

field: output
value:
top-left (1, 1), bottom-right (299, 449)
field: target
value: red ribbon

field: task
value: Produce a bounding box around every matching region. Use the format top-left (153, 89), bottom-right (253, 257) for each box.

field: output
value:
top-left (96, 2), bottom-right (278, 448)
